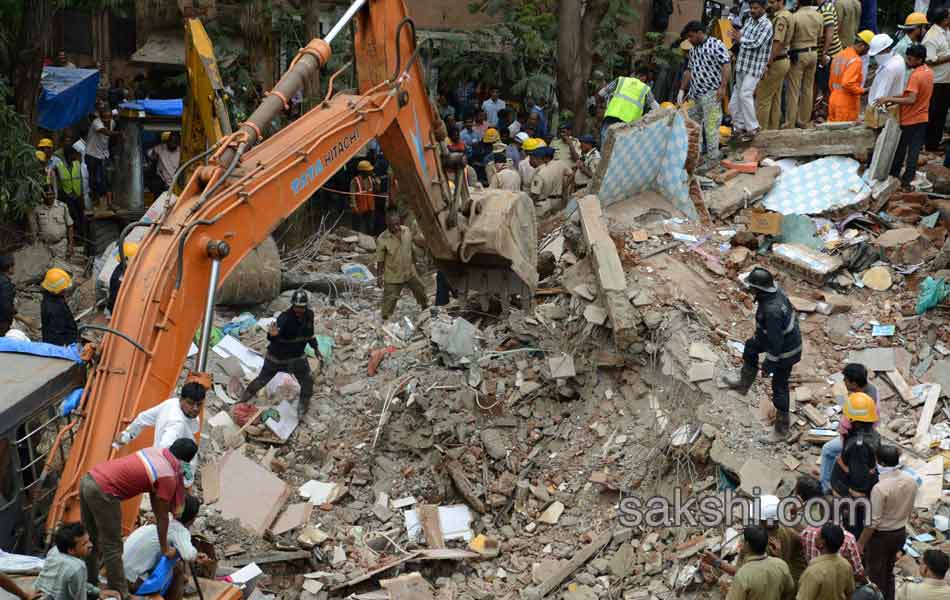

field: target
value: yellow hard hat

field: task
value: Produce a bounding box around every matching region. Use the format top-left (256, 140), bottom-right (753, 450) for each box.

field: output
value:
top-left (41, 268), bottom-right (72, 294)
top-left (35, 150), bottom-right (47, 162)
top-left (660, 101), bottom-right (676, 109)
top-left (483, 128), bottom-right (500, 143)
top-left (357, 160), bottom-right (374, 172)
top-left (117, 242), bottom-right (139, 261)
top-left (719, 125), bottom-right (732, 139)
top-left (161, 131), bottom-right (171, 142)
top-left (38, 138), bottom-right (54, 149)
top-left (856, 30), bottom-right (874, 46)
top-left (843, 392), bottom-right (878, 423)
top-left (522, 138), bottom-right (544, 152)
top-left (902, 12), bottom-right (929, 28)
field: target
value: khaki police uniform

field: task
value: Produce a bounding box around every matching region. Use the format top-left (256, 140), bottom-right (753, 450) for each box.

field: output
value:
top-left (756, 9), bottom-right (794, 130)
top-left (375, 225), bottom-right (428, 319)
top-left (31, 200), bottom-right (73, 262)
top-left (784, 6), bottom-right (823, 128)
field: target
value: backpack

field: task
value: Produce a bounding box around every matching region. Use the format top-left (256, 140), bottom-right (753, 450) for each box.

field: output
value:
top-left (835, 429), bottom-right (880, 495)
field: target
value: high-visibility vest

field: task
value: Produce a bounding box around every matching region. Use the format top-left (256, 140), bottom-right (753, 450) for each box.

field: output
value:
top-left (55, 160), bottom-right (82, 197)
top-left (352, 176), bottom-right (375, 214)
top-left (604, 77), bottom-right (649, 123)
top-left (830, 51), bottom-right (860, 92)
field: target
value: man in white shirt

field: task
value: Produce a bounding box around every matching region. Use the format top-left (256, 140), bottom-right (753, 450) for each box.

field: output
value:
top-left (923, 8), bottom-right (950, 150)
top-left (481, 88), bottom-right (506, 127)
top-left (148, 132), bottom-right (181, 194)
top-left (85, 106), bottom-right (119, 208)
top-left (867, 34), bottom-right (907, 127)
top-left (113, 382), bottom-right (204, 487)
top-left (123, 496), bottom-right (207, 600)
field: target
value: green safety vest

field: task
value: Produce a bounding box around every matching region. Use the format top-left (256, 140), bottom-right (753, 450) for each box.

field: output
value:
top-left (604, 77), bottom-right (649, 124)
top-left (55, 160), bottom-right (82, 197)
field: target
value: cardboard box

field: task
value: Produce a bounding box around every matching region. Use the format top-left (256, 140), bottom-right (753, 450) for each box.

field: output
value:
top-left (748, 210), bottom-right (783, 236)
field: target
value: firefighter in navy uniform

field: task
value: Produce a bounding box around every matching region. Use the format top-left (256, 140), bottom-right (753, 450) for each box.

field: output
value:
top-left (724, 267), bottom-right (802, 443)
top-left (240, 289), bottom-right (317, 416)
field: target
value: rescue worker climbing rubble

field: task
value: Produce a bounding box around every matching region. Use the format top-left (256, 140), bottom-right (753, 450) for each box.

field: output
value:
top-left (724, 267), bottom-right (802, 443)
top-left (240, 289), bottom-right (317, 416)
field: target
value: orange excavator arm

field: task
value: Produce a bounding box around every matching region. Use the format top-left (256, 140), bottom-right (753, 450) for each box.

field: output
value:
top-left (47, 0), bottom-right (536, 534)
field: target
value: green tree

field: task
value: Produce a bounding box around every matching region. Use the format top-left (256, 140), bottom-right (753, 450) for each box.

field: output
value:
top-left (0, 77), bottom-right (43, 219)
top-left (468, 0), bottom-right (635, 132)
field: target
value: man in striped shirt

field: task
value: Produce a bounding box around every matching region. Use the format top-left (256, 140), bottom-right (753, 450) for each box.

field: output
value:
top-left (817, 0), bottom-right (844, 101)
top-left (730, 0), bottom-right (774, 139)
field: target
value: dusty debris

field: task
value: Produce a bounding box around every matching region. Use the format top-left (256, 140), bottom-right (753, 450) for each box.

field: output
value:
top-left (214, 451), bottom-right (290, 535)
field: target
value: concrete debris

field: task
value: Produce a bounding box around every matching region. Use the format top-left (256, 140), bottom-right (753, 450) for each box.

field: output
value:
top-left (299, 480), bottom-right (345, 505)
top-left (748, 125), bottom-right (877, 158)
top-left (537, 501), bottom-right (565, 525)
top-left (214, 451), bottom-right (290, 535)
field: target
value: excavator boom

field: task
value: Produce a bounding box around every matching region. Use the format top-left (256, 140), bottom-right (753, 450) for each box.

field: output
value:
top-left (47, 0), bottom-right (536, 537)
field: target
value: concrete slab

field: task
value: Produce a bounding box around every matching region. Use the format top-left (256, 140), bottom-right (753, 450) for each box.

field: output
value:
top-left (688, 362), bottom-right (716, 383)
top-left (846, 347), bottom-right (897, 372)
top-left (868, 117), bottom-right (901, 181)
top-left (216, 451), bottom-right (290, 535)
top-left (749, 125), bottom-right (876, 158)
top-left (270, 502), bottom-right (313, 536)
top-left (689, 343), bottom-right (719, 363)
top-left (738, 458), bottom-right (782, 496)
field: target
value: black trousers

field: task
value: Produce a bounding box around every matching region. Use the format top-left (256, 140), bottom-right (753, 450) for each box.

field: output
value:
top-left (926, 82), bottom-right (950, 150)
top-left (742, 337), bottom-right (793, 412)
top-left (891, 123), bottom-right (928, 187)
top-left (60, 193), bottom-right (85, 242)
top-left (244, 356), bottom-right (314, 407)
top-left (865, 528), bottom-right (906, 600)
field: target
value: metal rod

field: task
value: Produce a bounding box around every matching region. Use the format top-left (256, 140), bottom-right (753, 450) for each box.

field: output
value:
top-left (324, 0), bottom-right (368, 45)
top-left (196, 259), bottom-right (222, 372)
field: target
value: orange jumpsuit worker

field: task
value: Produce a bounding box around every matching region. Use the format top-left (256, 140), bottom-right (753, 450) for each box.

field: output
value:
top-left (828, 30), bottom-right (873, 122)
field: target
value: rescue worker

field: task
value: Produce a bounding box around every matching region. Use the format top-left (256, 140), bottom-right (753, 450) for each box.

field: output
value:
top-left (376, 209), bottom-right (428, 320)
top-left (488, 152), bottom-right (522, 191)
top-left (893, 13), bottom-right (928, 59)
top-left (349, 160), bottom-right (378, 235)
top-left (598, 70), bottom-right (659, 143)
top-left (147, 131), bottom-right (180, 195)
top-left (828, 31), bottom-right (873, 122)
top-left (573, 135), bottom-right (601, 190)
top-left (518, 138), bottom-right (544, 192)
top-left (107, 242), bottom-right (139, 316)
top-left (239, 290), bottom-right (317, 415)
top-left (867, 34), bottom-right (906, 128)
top-left (0, 254), bottom-right (15, 336)
top-left (30, 184), bottom-right (74, 262)
top-left (785, 0), bottom-right (824, 129)
top-left (38, 138), bottom-right (59, 169)
top-left (484, 142), bottom-right (508, 184)
top-left (40, 268), bottom-right (79, 347)
top-left (36, 150), bottom-right (58, 201)
top-left (829, 392), bottom-right (880, 538)
top-left (756, 0), bottom-right (795, 130)
top-left (56, 146), bottom-right (87, 244)
top-left (471, 127), bottom-right (498, 185)
top-left (724, 267), bottom-right (802, 443)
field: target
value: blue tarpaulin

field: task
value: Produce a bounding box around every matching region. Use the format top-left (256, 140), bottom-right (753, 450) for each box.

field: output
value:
top-left (0, 339), bottom-right (84, 363)
top-left (38, 67), bottom-right (99, 131)
top-left (119, 98), bottom-right (183, 117)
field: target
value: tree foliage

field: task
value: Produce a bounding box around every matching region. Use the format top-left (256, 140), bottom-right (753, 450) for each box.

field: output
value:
top-left (0, 76), bottom-right (43, 218)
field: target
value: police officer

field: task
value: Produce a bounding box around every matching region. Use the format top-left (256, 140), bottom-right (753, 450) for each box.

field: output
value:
top-left (724, 267), bottom-right (802, 443)
top-left (240, 289), bottom-right (317, 416)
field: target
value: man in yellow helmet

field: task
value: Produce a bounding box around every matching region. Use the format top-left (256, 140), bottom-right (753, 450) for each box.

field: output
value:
top-left (597, 65), bottom-right (660, 143)
top-left (349, 160), bottom-right (379, 235)
top-left (518, 138), bottom-right (544, 192)
top-left (827, 31), bottom-right (872, 122)
top-left (894, 12), bottom-right (928, 59)
top-left (108, 242), bottom-right (139, 316)
top-left (829, 391), bottom-right (879, 538)
top-left (41, 268), bottom-right (78, 346)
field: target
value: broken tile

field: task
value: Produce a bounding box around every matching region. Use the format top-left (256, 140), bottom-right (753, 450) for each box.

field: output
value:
top-left (688, 362), bottom-right (716, 383)
top-left (299, 480), bottom-right (345, 505)
top-left (537, 501), bottom-right (565, 525)
top-left (548, 353), bottom-right (576, 379)
top-left (270, 502), bottom-right (313, 536)
top-left (216, 451), bottom-right (290, 535)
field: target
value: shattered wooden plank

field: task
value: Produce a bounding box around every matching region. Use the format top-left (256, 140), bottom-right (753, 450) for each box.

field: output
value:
top-left (883, 370), bottom-right (914, 404)
top-left (576, 195), bottom-right (638, 345)
top-left (330, 549), bottom-right (478, 591)
top-left (380, 572), bottom-right (436, 600)
top-left (914, 384), bottom-right (942, 451)
top-left (444, 460), bottom-right (487, 513)
top-left (523, 530), bottom-right (613, 600)
top-left (417, 504), bottom-right (446, 549)
top-left (201, 462), bottom-right (220, 504)
top-left (748, 126), bottom-right (877, 158)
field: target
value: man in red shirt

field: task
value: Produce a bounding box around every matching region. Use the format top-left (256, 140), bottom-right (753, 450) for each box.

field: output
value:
top-left (80, 438), bottom-right (197, 598)
top-left (875, 44), bottom-right (934, 190)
